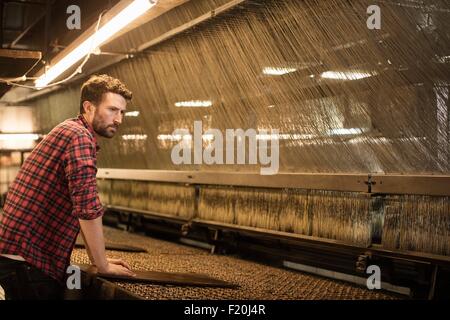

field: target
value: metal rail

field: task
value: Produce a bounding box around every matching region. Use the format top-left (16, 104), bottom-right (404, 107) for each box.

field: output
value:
top-left (97, 169), bottom-right (450, 196)
top-left (98, 169), bottom-right (367, 192)
top-left (371, 174), bottom-right (450, 196)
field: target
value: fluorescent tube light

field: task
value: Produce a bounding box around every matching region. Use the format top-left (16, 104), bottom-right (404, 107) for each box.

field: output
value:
top-left (328, 128), bottom-right (366, 135)
top-left (174, 101), bottom-right (212, 107)
top-left (35, 0), bottom-right (156, 88)
top-left (321, 71), bottom-right (375, 80)
top-left (157, 134), bottom-right (183, 141)
top-left (122, 134), bottom-right (148, 140)
top-left (157, 134), bottom-right (216, 141)
top-left (125, 111), bottom-right (140, 117)
top-left (256, 133), bottom-right (315, 140)
top-left (263, 67), bottom-right (297, 76)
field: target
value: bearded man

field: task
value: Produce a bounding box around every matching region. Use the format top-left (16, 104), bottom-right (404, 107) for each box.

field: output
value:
top-left (0, 74), bottom-right (136, 299)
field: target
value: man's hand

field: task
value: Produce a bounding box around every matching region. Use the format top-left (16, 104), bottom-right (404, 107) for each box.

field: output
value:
top-left (107, 258), bottom-right (133, 271)
top-left (98, 258), bottom-right (136, 277)
top-left (78, 217), bottom-right (136, 277)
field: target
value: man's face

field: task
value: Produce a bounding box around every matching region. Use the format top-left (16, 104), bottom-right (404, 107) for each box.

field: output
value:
top-left (91, 92), bottom-right (127, 138)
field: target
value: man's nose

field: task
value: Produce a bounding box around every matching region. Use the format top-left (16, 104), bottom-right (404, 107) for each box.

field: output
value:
top-left (113, 114), bottom-right (123, 125)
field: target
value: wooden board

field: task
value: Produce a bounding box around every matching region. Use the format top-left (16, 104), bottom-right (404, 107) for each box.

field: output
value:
top-left (76, 264), bottom-right (238, 288)
top-left (0, 48), bottom-right (42, 97)
top-left (0, 48), bottom-right (42, 60)
top-left (74, 240), bottom-right (147, 253)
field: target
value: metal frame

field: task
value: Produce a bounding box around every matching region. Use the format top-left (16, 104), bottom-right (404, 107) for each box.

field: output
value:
top-left (104, 204), bottom-right (450, 268)
top-left (97, 168), bottom-right (450, 195)
top-left (136, 0), bottom-right (245, 53)
top-left (371, 174), bottom-right (450, 196)
top-left (9, 6), bottom-right (47, 48)
top-left (102, 205), bottom-right (450, 299)
top-left (106, 205), bottom-right (190, 224)
top-left (98, 169), bottom-right (367, 192)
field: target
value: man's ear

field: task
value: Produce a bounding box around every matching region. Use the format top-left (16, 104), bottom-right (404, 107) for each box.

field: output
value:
top-left (82, 101), bottom-right (94, 114)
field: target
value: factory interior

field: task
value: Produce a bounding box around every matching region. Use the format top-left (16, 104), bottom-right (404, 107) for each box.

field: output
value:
top-left (0, 0), bottom-right (449, 302)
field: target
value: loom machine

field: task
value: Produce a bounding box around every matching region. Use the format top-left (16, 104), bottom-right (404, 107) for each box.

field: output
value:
top-left (0, 0), bottom-right (449, 299)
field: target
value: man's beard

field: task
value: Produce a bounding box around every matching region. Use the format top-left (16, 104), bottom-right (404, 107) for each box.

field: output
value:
top-left (92, 115), bottom-right (117, 138)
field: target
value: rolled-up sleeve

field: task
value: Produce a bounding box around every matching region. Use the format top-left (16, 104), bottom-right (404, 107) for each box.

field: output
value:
top-left (64, 133), bottom-right (104, 220)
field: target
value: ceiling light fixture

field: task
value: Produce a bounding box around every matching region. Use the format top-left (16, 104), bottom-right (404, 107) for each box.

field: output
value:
top-left (321, 71), bottom-right (375, 80)
top-left (35, 0), bottom-right (156, 88)
top-left (122, 134), bottom-right (148, 140)
top-left (175, 100), bottom-right (212, 107)
top-left (328, 128), bottom-right (367, 136)
top-left (263, 67), bottom-right (297, 76)
top-left (125, 111), bottom-right (140, 117)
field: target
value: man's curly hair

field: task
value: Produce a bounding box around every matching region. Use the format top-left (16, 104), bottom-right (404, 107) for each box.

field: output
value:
top-left (80, 74), bottom-right (132, 113)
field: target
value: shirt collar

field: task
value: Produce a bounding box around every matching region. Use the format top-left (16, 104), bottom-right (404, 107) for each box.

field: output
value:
top-left (78, 114), bottom-right (100, 152)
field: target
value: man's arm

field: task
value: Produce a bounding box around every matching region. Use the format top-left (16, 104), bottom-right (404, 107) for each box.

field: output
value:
top-left (79, 216), bottom-right (134, 276)
top-left (64, 133), bottom-right (134, 276)
top-left (79, 229), bottom-right (95, 264)
top-left (79, 217), bottom-right (107, 270)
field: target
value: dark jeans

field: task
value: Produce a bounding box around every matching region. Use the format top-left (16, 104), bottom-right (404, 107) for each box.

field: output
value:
top-left (0, 256), bottom-right (64, 300)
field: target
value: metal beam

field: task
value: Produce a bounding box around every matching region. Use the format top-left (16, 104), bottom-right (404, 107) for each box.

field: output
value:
top-left (371, 174), bottom-right (450, 196)
top-left (10, 10), bottom-right (46, 48)
top-left (97, 169), bottom-right (450, 196)
top-left (106, 205), bottom-right (189, 224)
top-left (136, 0), bottom-right (245, 52)
top-left (97, 169), bottom-right (368, 192)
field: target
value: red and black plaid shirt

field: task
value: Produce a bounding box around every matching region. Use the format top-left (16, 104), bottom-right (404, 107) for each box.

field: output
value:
top-left (0, 114), bottom-right (104, 283)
